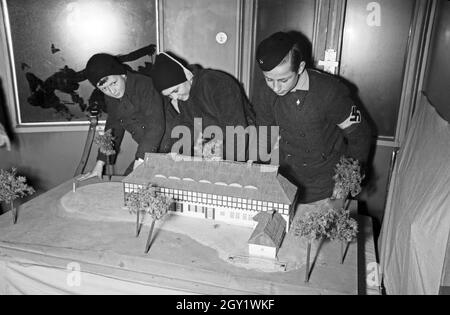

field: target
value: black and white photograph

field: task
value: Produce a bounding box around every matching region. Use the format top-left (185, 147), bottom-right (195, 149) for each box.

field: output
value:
top-left (0, 0), bottom-right (449, 297)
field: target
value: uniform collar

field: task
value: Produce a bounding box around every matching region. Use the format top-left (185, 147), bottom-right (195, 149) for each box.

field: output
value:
top-left (291, 69), bottom-right (309, 92)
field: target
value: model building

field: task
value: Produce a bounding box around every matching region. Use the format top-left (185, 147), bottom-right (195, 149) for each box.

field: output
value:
top-left (123, 153), bottom-right (298, 231)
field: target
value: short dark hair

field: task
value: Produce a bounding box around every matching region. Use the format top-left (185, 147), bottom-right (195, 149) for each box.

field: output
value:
top-left (277, 43), bottom-right (304, 73)
top-left (290, 43), bottom-right (304, 72)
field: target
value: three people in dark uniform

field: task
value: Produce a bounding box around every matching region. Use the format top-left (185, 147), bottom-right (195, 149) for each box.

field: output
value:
top-left (81, 31), bottom-right (371, 205)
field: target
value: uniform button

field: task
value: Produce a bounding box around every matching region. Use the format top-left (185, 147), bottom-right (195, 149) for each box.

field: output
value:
top-left (142, 125), bottom-right (145, 129)
top-left (287, 154), bottom-right (292, 158)
top-left (303, 163), bottom-right (308, 167)
top-left (305, 149), bottom-right (310, 153)
top-left (119, 119), bottom-right (123, 123)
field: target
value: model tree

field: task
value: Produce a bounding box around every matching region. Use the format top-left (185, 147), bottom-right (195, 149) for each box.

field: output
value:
top-left (334, 209), bottom-right (358, 264)
top-left (294, 209), bottom-right (337, 283)
top-left (294, 207), bottom-right (359, 281)
top-left (0, 168), bottom-right (35, 224)
top-left (126, 184), bottom-right (173, 253)
top-left (331, 156), bottom-right (364, 210)
top-left (94, 129), bottom-right (116, 180)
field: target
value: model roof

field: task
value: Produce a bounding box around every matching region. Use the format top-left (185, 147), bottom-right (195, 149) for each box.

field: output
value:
top-left (123, 153), bottom-right (298, 204)
top-left (248, 210), bottom-right (286, 247)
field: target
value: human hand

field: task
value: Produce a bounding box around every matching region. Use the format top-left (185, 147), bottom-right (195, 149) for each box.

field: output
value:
top-left (78, 160), bottom-right (105, 181)
top-left (133, 158), bottom-right (144, 170)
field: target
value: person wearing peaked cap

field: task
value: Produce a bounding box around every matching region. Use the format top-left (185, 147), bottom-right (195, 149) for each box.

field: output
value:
top-left (252, 32), bottom-right (372, 204)
top-left (150, 52), bottom-right (250, 161)
top-left (79, 53), bottom-right (165, 180)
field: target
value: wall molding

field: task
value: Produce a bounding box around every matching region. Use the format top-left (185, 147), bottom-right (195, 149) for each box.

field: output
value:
top-left (312, 0), bottom-right (347, 72)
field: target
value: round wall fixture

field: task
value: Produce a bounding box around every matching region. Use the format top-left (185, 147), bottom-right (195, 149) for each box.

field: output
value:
top-left (215, 32), bottom-right (228, 44)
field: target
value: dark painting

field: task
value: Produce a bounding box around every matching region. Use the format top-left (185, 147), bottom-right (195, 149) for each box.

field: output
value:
top-left (4, 0), bottom-right (157, 125)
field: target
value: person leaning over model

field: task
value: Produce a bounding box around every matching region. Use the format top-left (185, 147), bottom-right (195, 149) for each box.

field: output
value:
top-left (253, 32), bottom-right (372, 204)
top-left (150, 52), bottom-right (249, 161)
top-left (80, 53), bottom-right (165, 179)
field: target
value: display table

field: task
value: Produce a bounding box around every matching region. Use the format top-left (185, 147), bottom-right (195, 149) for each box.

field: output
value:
top-left (0, 177), bottom-right (378, 295)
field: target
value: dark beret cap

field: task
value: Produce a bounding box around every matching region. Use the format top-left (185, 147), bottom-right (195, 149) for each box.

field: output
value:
top-left (256, 32), bottom-right (295, 71)
top-left (151, 53), bottom-right (187, 93)
top-left (85, 53), bottom-right (126, 87)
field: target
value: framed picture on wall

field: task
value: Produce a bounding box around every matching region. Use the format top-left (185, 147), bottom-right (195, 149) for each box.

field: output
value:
top-left (1, 0), bottom-right (158, 128)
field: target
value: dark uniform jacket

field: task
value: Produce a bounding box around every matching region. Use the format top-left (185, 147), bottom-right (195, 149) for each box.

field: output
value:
top-left (98, 71), bottom-right (165, 164)
top-left (160, 68), bottom-right (249, 161)
top-left (253, 69), bottom-right (371, 203)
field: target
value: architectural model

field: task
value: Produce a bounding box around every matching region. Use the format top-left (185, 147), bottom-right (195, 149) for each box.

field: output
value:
top-left (123, 153), bottom-right (298, 256)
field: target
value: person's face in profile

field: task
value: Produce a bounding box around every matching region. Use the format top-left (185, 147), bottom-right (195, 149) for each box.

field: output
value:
top-left (162, 80), bottom-right (192, 102)
top-left (97, 75), bottom-right (127, 99)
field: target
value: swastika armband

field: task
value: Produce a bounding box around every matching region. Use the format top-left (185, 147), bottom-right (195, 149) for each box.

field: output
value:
top-left (338, 105), bottom-right (362, 130)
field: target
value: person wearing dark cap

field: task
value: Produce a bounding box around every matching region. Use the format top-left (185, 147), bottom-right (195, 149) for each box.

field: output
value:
top-left (150, 52), bottom-right (249, 160)
top-left (79, 53), bottom-right (165, 180)
top-left (253, 31), bottom-right (371, 204)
